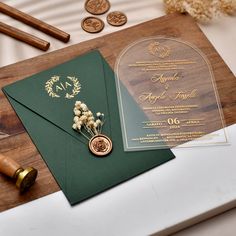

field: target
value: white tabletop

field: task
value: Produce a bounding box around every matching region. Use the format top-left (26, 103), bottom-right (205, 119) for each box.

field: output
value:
top-left (0, 0), bottom-right (236, 235)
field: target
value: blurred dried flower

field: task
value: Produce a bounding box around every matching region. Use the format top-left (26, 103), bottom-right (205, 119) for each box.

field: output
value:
top-left (164, 0), bottom-right (236, 22)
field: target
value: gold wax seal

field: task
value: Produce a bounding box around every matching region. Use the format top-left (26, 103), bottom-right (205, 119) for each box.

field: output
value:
top-left (89, 134), bottom-right (112, 157)
top-left (85, 0), bottom-right (110, 15)
top-left (81, 17), bottom-right (105, 34)
top-left (107, 11), bottom-right (127, 27)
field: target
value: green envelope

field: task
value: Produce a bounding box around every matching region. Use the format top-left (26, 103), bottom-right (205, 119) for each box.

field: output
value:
top-left (2, 50), bottom-right (174, 205)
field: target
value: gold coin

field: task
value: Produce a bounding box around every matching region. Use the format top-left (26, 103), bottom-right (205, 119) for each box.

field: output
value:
top-left (81, 17), bottom-right (104, 33)
top-left (89, 134), bottom-right (112, 157)
top-left (107, 11), bottom-right (127, 27)
top-left (85, 0), bottom-right (110, 15)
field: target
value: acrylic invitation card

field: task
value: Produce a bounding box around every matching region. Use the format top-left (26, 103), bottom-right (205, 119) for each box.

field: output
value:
top-left (115, 37), bottom-right (228, 151)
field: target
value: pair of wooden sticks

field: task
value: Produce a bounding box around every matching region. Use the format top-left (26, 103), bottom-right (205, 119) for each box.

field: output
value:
top-left (0, 2), bottom-right (70, 51)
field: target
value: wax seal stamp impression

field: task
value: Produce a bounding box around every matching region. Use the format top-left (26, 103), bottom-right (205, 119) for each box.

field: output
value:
top-left (81, 17), bottom-right (105, 33)
top-left (72, 101), bottom-right (112, 157)
top-left (107, 11), bottom-right (127, 27)
top-left (89, 134), bottom-right (112, 156)
top-left (85, 0), bottom-right (110, 15)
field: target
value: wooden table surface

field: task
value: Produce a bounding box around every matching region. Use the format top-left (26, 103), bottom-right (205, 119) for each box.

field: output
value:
top-left (0, 13), bottom-right (236, 212)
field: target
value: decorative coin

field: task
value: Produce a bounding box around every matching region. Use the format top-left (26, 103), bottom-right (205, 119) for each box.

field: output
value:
top-left (89, 134), bottom-right (112, 157)
top-left (107, 11), bottom-right (127, 27)
top-left (81, 17), bottom-right (105, 33)
top-left (85, 0), bottom-right (110, 15)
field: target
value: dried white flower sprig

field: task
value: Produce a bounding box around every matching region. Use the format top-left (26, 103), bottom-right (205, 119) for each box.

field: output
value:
top-left (72, 101), bottom-right (105, 141)
top-left (164, 0), bottom-right (236, 23)
top-left (72, 101), bottom-right (113, 157)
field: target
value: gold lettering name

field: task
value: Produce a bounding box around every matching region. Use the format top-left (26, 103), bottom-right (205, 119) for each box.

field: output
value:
top-left (173, 89), bottom-right (198, 100)
top-left (139, 92), bottom-right (167, 104)
top-left (151, 73), bottom-right (180, 84)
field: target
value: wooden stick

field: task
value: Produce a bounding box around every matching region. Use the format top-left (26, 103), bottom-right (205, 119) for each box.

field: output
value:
top-left (0, 2), bottom-right (70, 43)
top-left (0, 22), bottom-right (50, 51)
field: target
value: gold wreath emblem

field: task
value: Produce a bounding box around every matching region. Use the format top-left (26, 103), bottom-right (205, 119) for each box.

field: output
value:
top-left (148, 41), bottom-right (170, 58)
top-left (45, 76), bottom-right (81, 99)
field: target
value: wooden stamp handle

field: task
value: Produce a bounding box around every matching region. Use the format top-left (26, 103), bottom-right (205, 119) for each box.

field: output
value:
top-left (0, 154), bottom-right (21, 178)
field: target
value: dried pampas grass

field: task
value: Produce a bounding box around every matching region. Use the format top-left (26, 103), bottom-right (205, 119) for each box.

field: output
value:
top-left (164, 0), bottom-right (236, 22)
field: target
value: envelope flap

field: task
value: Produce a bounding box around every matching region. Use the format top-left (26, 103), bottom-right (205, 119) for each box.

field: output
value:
top-left (3, 51), bottom-right (112, 143)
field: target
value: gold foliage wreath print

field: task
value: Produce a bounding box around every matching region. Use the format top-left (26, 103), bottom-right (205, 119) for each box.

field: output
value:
top-left (148, 41), bottom-right (170, 59)
top-left (45, 76), bottom-right (81, 99)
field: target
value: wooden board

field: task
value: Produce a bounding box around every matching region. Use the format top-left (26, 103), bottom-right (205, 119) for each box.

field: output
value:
top-left (0, 13), bottom-right (235, 212)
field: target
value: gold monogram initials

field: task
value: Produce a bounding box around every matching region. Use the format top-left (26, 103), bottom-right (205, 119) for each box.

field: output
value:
top-left (55, 82), bottom-right (72, 92)
top-left (45, 76), bottom-right (81, 99)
